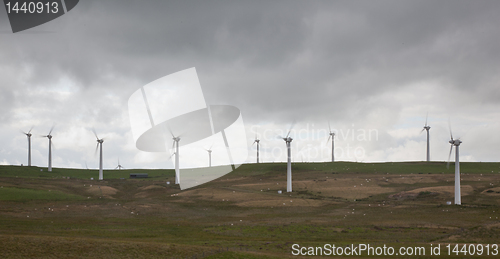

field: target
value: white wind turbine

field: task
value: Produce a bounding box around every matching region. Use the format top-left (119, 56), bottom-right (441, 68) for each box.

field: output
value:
top-left (168, 131), bottom-right (181, 184)
top-left (204, 145), bottom-right (213, 167)
top-left (327, 122), bottom-right (335, 162)
top-left (114, 158), bottom-right (124, 170)
top-left (252, 135), bottom-right (260, 163)
top-left (421, 113), bottom-right (431, 162)
top-left (42, 126), bottom-right (54, 172)
top-left (447, 122), bottom-right (462, 205)
top-left (93, 129), bottom-right (104, 180)
top-left (22, 127), bottom-right (33, 166)
top-left (279, 123), bottom-right (295, 192)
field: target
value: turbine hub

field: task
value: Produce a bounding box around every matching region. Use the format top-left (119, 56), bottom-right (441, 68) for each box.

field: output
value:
top-left (449, 139), bottom-right (461, 146)
top-left (424, 126), bottom-right (431, 130)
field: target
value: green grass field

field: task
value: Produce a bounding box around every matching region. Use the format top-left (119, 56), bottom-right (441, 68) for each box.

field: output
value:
top-left (1, 162), bottom-right (500, 258)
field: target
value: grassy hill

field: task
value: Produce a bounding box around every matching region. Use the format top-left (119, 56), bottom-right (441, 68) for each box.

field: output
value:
top-left (1, 162), bottom-right (500, 258)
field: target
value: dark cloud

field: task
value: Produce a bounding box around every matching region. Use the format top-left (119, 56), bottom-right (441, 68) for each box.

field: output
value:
top-left (1, 0), bottom-right (500, 167)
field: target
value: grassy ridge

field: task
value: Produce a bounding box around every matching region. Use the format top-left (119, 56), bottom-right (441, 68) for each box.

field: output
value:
top-left (2, 161), bottom-right (500, 180)
top-left (1, 162), bottom-right (500, 258)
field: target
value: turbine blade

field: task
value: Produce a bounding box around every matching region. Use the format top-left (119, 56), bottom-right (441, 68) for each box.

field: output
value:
top-left (28, 126), bottom-right (34, 134)
top-left (286, 120), bottom-right (296, 138)
top-left (48, 125), bottom-right (54, 135)
top-left (95, 143), bottom-right (99, 156)
top-left (326, 135), bottom-right (331, 145)
top-left (328, 121), bottom-right (331, 133)
top-left (92, 128), bottom-right (99, 140)
top-left (448, 119), bottom-right (453, 140)
top-left (166, 124), bottom-right (175, 138)
top-left (420, 128), bottom-right (425, 133)
top-left (425, 112), bottom-right (428, 127)
top-left (447, 145), bottom-right (453, 169)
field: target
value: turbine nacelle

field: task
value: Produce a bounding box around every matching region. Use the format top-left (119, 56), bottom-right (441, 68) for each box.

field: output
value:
top-left (97, 139), bottom-right (104, 144)
top-left (283, 137), bottom-right (293, 143)
top-left (423, 126), bottom-right (431, 131)
top-left (449, 139), bottom-right (462, 146)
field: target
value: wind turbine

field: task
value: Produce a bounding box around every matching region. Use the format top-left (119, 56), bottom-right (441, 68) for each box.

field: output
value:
top-left (205, 146), bottom-right (213, 167)
top-left (421, 113), bottom-right (431, 162)
top-left (42, 126), bottom-right (54, 172)
top-left (22, 127), bottom-right (33, 166)
top-left (114, 158), bottom-right (124, 170)
top-left (327, 122), bottom-right (335, 162)
top-left (93, 129), bottom-right (104, 180)
top-left (252, 135), bottom-right (260, 163)
top-left (168, 131), bottom-right (181, 184)
top-left (447, 123), bottom-right (462, 205)
top-left (279, 123), bottom-right (295, 192)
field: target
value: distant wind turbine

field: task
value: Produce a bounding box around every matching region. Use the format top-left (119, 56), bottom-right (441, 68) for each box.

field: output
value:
top-left (204, 145), bottom-right (213, 167)
top-left (327, 122), bottom-right (335, 162)
top-left (22, 127), bottom-right (33, 166)
top-left (167, 129), bottom-right (181, 184)
top-left (93, 129), bottom-right (104, 180)
top-left (42, 126), bottom-right (54, 172)
top-left (279, 122), bottom-right (295, 192)
top-left (447, 122), bottom-right (462, 205)
top-left (115, 158), bottom-right (124, 170)
top-left (421, 113), bottom-right (431, 162)
top-left (252, 135), bottom-right (260, 163)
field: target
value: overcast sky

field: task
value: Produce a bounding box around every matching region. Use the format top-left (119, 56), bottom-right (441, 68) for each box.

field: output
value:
top-left (1, 0), bottom-right (499, 170)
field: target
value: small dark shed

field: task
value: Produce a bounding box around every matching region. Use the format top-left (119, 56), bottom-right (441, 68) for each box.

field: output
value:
top-left (129, 173), bottom-right (148, 178)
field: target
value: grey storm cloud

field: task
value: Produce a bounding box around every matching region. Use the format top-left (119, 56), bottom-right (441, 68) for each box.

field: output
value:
top-left (1, 0), bottom-right (500, 168)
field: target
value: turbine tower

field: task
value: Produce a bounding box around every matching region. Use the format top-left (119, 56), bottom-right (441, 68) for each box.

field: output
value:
top-left (93, 129), bottom-right (104, 180)
top-left (253, 135), bottom-right (260, 163)
top-left (327, 122), bottom-right (335, 162)
top-left (447, 124), bottom-right (462, 205)
top-left (23, 127), bottom-right (33, 166)
top-left (43, 126), bottom-right (54, 172)
top-left (206, 147), bottom-right (212, 167)
top-left (171, 136), bottom-right (181, 184)
top-left (280, 122), bottom-right (295, 192)
top-left (421, 114), bottom-right (431, 162)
